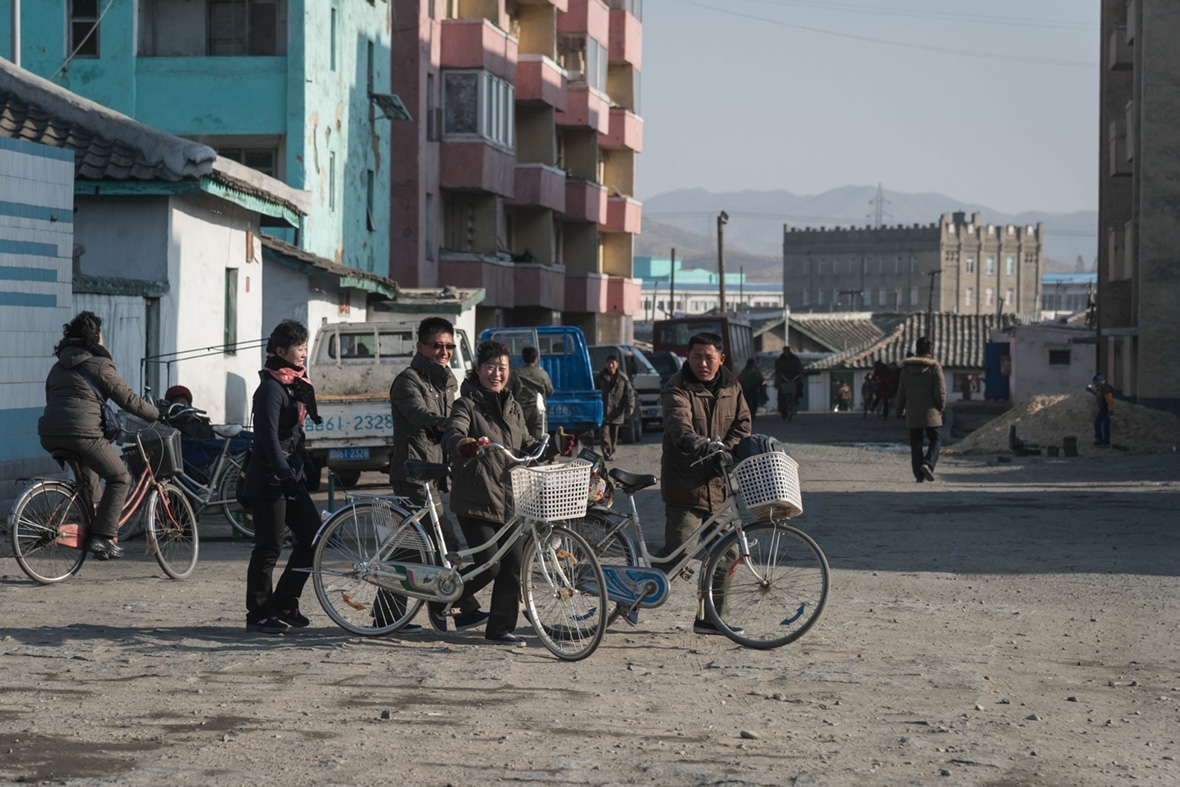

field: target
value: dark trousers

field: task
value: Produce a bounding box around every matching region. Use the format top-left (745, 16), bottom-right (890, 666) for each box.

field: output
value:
top-left (660, 506), bottom-right (733, 618)
top-left (456, 515), bottom-right (521, 637)
top-left (246, 487), bottom-right (319, 622)
top-left (390, 480), bottom-right (478, 615)
top-left (909, 427), bottom-right (941, 480)
top-left (1093, 412), bottom-right (1111, 445)
top-left (598, 424), bottom-right (621, 457)
top-left (41, 435), bottom-right (130, 538)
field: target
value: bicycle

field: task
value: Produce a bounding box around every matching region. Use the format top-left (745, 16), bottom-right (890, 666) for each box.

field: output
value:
top-left (8, 418), bottom-right (200, 584)
top-left (777, 376), bottom-right (800, 421)
top-left (308, 436), bottom-right (609, 661)
top-left (574, 441), bottom-right (829, 650)
top-left (165, 402), bottom-right (254, 537)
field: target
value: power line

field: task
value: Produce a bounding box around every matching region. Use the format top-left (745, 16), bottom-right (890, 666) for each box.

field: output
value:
top-left (666, 0), bottom-right (1097, 69)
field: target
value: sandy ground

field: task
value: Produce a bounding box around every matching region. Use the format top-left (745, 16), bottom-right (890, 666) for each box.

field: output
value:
top-left (2, 411), bottom-right (1179, 786)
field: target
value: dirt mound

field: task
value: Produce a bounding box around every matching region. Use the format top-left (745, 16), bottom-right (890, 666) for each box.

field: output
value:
top-left (949, 393), bottom-right (1180, 455)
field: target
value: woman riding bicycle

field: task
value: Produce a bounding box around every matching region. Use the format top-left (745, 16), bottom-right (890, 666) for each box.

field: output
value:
top-left (440, 339), bottom-right (542, 645)
top-left (38, 311), bottom-right (160, 560)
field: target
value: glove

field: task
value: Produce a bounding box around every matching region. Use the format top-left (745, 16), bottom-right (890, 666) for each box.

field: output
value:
top-left (430, 416), bottom-right (448, 432)
top-left (457, 437), bottom-right (481, 459)
top-left (280, 475), bottom-right (300, 500)
top-left (556, 427), bottom-right (577, 456)
top-left (681, 434), bottom-right (711, 456)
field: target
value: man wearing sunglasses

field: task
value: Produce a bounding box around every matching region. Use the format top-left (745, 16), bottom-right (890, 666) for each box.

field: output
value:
top-left (387, 317), bottom-right (486, 630)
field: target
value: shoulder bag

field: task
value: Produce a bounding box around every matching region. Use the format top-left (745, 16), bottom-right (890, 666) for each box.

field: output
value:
top-left (77, 368), bottom-right (123, 442)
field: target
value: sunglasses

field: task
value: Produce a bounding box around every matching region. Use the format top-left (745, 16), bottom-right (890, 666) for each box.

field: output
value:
top-left (430, 342), bottom-right (457, 351)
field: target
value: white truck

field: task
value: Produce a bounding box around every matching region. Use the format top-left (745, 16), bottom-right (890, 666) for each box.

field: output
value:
top-left (304, 319), bottom-right (473, 489)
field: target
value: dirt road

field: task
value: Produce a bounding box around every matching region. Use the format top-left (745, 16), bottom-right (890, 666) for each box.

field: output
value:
top-left (3, 412), bottom-right (1179, 786)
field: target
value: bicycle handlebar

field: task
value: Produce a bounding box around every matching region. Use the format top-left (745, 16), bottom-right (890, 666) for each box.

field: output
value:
top-left (465, 433), bottom-right (550, 465)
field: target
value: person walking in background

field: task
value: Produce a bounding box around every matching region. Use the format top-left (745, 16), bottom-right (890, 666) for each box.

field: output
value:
top-left (860, 371), bottom-right (877, 418)
top-left (895, 336), bottom-right (946, 483)
top-left (738, 358), bottom-right (765, 417)
top-left (594, 355), bottom-right (635, 460)
top-left (774, 345), bottom-right (805, 418)
top-left (38, 311), bottom-right (161, 560)
top-left (835, 380), bottom-right (852, 412)
top-left (874, 362), bottom-right (894, 420)
top-left (243, 320), bottom-right (323, 634)
top-left (1088, 374), bottom-right (1114, 446)
top-left (506, 345), bottom-right (553, 441)
top-left (960, 373), bottom-right (979, 401)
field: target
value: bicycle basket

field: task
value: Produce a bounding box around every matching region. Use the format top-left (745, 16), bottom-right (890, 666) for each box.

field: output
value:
top-left (733, 451), bottom-right (802, 520)
top-left (124, 423), bottom-right (184, 479)
top-left (510, 460), bottom-right (593, 522)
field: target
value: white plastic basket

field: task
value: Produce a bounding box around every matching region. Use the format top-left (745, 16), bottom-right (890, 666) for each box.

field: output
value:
top-left (510, 460), bottom-right (593, 522)
top-left (733, 451), bottom-right (803, 520)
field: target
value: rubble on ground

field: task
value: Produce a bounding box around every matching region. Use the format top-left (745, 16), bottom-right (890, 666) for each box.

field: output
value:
top-left (949, 393), bottom-right (1180, 455)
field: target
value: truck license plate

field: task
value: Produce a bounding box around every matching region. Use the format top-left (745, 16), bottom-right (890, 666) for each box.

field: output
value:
top-left (329, 448), bottom-right (370, 461)
top-left (644, 407), bottom-right (660, 419)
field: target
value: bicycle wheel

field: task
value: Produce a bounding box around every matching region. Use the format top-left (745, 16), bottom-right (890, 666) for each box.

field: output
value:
top-left (522, 525), bottom-right (608, 661)
top-left (313, 502), bottom-right (434, 636)
top-left (147, 483), bottom-right (199, 580)
top-left (10, 481), bottom-right (88, 584)
top-left (701, 521), bottom-right (829, 649)
top-left (573, 510), bottom-right (638, 626)
top-left (215, 457), bottom-right (254, 537)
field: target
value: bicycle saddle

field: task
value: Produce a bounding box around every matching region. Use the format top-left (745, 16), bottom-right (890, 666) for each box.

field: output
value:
top-left (608, 467), bottom-right (658, 495)
top-left (403, 460), bottom-right (450, 484)
top-left (212, 424), bottom-right (243, 438)
top-left (50, 449), bottom-right (84, 465)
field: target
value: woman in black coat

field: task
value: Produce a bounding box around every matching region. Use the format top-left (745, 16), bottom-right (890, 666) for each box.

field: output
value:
top-left (244, 320), bottom-right (322, 635)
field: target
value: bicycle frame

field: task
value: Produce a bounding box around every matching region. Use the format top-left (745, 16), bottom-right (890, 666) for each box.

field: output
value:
top-left (173, 434), bottom-right (241, 509)
top-left (61, 431), bottom-right (167, 538)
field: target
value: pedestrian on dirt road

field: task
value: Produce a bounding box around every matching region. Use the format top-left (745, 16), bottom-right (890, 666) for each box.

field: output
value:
top-left (874, 362), bottom-right (894, 420)
top-left (506, 345), bottom-right (553, 442)
top-left (1088, 374), bottom-right (1115, 446)
top-left (38, 311), bottom-right (161, 561)
top-left (960, 374), bottom-right (979, 401)
top-left (658, 333), bottom-right (752, 635)
top-left (738, 358), bottom-right (765, 417)
top-left (595, 355), bottom-right (635, 460)
top-left (895, 336), bottom-right (946, 483)
top-left (244, 320), bottom-right (323, 635)
top-left (774, 346), bottom-right (805, 412)
top-left (387, 316), bottom-right (480, 630)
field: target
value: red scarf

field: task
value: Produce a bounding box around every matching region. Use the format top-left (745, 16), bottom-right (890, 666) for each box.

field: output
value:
top-left (263, 362), bottom-right (314, 426)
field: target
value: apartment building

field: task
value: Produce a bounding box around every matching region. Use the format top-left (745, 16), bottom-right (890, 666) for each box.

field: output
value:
top-left (1099, 0), bottom-right (1180, 413)
top-left (389, 0), bottom-right (643, 341)
top-left (781, 211), bottom-right (1042, 317)
top-left (3, 0), bottom-right (393, 275)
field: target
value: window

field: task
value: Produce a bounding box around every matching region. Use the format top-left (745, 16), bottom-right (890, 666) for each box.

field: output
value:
top-left (425, 193), bottom-right (434, 261)
top-left (1048, 349), bottom-right (1071, 366)
top-left (366, 170), bottom-right (375, 231)
top-left (217, 147), bottom-right (279, 178)
top-left (817, 259), bottom-right (824, 276)
top-left (443, 71), bottom-right (514, 149)
top-left (558, 35), bottom-right (608, 93)
top-left (328, 152), bottom-right (336, 210)
top-left (1006, 255), bottom-right (1015, 275)
top-left (330, 6), bottom-right (337, 70)
top-left (428, 0), bottom-right (436, 18)
top-left (985, 287), bottom-right (995, 307)
top-left (817, 290), bottom-right (824, 306)
top-left (802, 260), bottom-right (810, 275)
top-left (986, 256), bottom-right (996, 275)
top-left (910, 256), bottom-right (916, 272)
top-left (878, 258), bottom-right (884, 275)
top-left (965, 256), bottom-right (975, 274)
top-left (209, 0), bottom-right (280, 56)
top-left (965, 287), bottom-right (975, 307)
top-left (70, 0), bottom-right (101, 58)
top-left (863, 258), bottom-right (870, 275)
top-left (426, 73), bottom-right (437, 140)
top-left (607, 0), bottom-right (643, 19)
top-left (1006, 287), bottom-right (1015, 307)
top-left (878, 288), bottom-right (886, 306)
top-left (894, 288), bottom-right (902, 309)
top-left (910, 287), bottom-right (919, 306)
top-left (224, 268), bottom-right (238, 352)
top-left (895, 256), bottom-right (900, 275)
top-left (802, 290), bottom-right (809, 306)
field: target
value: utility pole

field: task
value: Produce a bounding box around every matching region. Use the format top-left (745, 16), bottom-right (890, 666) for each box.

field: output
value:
top-left (649, 281), bottom-right (657, 322)
top-left (669, 247), bottom-right (676, 317)
top-left (739, 265), bottom-right (744, 310)
top-left (11, 0), bottom-right (19, 67)
top-left (717, 211), bottom-right (728, 313)
top-left (925, 269), bottom-right (942, 337)
top-left (868, 182), bottom-right (890, 228)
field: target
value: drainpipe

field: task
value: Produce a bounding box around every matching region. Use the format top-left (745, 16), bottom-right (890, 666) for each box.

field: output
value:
top-left (11, 0), bottom-right (19, 67)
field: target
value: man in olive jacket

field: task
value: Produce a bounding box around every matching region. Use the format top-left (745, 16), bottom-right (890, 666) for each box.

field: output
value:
top-left (659, 333), bottom-right (752, 635)
top-left (895, 336), bottom-right (947, 483)
top-left (506, 345), bottom-right (553, 441)
top-left (595, 355), bottom-right (635, 459)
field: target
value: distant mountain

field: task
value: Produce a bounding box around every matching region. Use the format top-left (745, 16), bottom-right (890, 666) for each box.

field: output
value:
top-left (638, 186), bottom-right (1097, 272)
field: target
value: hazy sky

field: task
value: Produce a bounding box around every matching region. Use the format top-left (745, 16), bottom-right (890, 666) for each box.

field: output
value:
top-left (638, 0), bottom-right (1100, 214)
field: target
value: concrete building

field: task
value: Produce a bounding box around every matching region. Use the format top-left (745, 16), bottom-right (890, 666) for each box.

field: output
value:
top-left (2, 0), bottom-right (393, 276)
top-left (388, 0), bottom-right (643, 342)
top-left (782, 211), bottom-right (1043, 317)
top-left (1098, 0), bottom-right (1180, 414)
top-left (1002, 323), bottom-right (1096, 405)
top-left (1041, 272), bottom-right (1096, 320)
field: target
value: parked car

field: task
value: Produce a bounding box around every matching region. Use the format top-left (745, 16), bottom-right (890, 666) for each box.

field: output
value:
top-left (588, 344), bottom-right (662, 441)
top-left (646, 350), bottom-right (686, 387)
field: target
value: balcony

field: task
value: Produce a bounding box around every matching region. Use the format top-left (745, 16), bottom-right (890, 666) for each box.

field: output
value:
top-left (558, 85), bottom-right (610, 132)
top-left (1108, 120), bottom-right (1130, 178)
top-left (507, 164), bottom-right (566, 212)
top-left (440, 140), bottom-right (516, 197)
top-left (439, 251), bottom-right (515, 308)
top-left (600, 196), bottom-right (642, 234)
top-left (440, 18), bottom-right (518, 82)
top-left (557, 0), bottom-right (611, 44)
top-left (565, 272), bottom-right (610, 313)
top-left (606, 274), bottom-right (642, 316)
top-left (560, 179), bottom-right (608, 223)
top-left (516, 55), bottom-right (567, 110)
top-left (1108, 25), bottom-right (1132, 71)
top-left (608, 7), bottom-right (642, 68)
top-left (514, 262), bottom-right (567, 308)
top-left (135, 57), bottom-right (287, 134)
top-left (599, 108), bottom-right (642, 152)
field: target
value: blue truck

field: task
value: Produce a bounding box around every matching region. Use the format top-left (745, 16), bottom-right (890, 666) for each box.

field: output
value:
top-left (477, 326), bottom-right (604, 434)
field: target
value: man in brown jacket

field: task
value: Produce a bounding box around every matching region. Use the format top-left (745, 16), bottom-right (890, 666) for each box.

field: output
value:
top-left (895, 336), bottom-right (947, 483)
top-left (659, 333), bottom-right (752, 635)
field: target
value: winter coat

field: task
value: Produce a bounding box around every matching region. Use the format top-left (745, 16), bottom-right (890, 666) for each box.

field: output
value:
top-left (390, 352), bottom-right (457, 485)
top-left (243, 374), bottom-right (309, 500)
top-left (896, 356), bottom-right (947, 429)
top-left (875, 367), bottom-right (893, 399)
top-left (443, 377), bottom-right (533, 523)
top-left (506, 364), bottom-right (554, 434)
top-left (38, 341), bottom-right (159, 439)
top-left (660, 363), bottom-right (752, 511)
top-left (774, 351), bottom-right (805, 383)
top-left (595, 369), bottom-right (635, 425)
